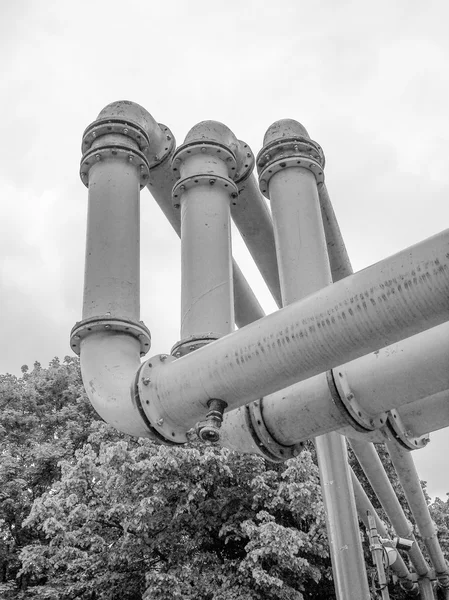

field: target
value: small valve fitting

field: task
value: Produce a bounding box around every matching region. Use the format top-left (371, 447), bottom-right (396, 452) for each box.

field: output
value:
top-left (196, 398), bottom-right (228, 443)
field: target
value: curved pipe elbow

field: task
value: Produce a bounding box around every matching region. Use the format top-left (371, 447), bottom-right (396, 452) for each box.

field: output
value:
top-left (80, 331), bottom-right (151, 438)
top-left (89, 100), bottom-right (173, 166)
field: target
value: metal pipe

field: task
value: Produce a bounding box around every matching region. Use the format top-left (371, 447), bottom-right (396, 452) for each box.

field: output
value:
top-left (260, 320), bottom-right (449, 445)
top-left (71, 101), bottom-right (161, 438)
top-left (318, 185), bottom-right (353, 282)
top-left (349, 439), bottom-right (430, 577)
top-left (386, 440), bottom-right (449, 589)
top-left (174, 121), bottom-right (235, 442)
top-left (234, 173), bottom-right (282, 306)
top-left (138, 227), bottom-right (449, 441)
top-left (367, 511), bottom-right (390, 600)
top-left (350, 470), bottom-right (419, 594)
top-left (146, 157), bottom-right (265, 327)
top-left (177, 128), bottom-right (234, 338)
top-left (399, 390), bottom-right (449, 437)
top-left (258, 118), bottom-right (369, 599)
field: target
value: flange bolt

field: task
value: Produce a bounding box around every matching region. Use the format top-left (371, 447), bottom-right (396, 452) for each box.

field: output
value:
top-left (196, 398), bottom-right (228, 443)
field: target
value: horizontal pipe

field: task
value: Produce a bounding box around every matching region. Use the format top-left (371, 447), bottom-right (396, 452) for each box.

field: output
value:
top-left (139, 228), bottom-right (449, 441)
top-left (234, 174), bottom-right (282, 306)
top-left (259, 320), bottom-right (449, 445)
top-left (387, 440), bottom-right (449, 587)
top-left (146, 163), bottom-right (265, 327)
top-left (399, 389), bottom-right (449, 437)
top-left (350, 439), bottom-right (430, 577)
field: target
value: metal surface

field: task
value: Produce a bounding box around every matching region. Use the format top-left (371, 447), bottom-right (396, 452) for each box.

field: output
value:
top-left (173, 126), bottom-right (236, 339)
top-left (349, 439), bottom-right (431, 578)
top-left (145, 155), bottom-right (265, 328)
top-left (386, 440), bottom-right (449, 590)
top-left (351, 470), bottom-right (419, 595)
top-left (233, 174), bottom-right (282, 306)
top-left (261, 118), bottom-right (369, 600)
top-left (367, 512), bottom-right (390, 600)
top-left (137, 227), bottom-right (449, 439)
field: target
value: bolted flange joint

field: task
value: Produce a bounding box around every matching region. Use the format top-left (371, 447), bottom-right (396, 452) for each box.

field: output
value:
top-left (329, 369), bottom-right (388, 433)
top-left (196, 398), bottom-right (228, 443)
top-left (234, 140), bottom-right (255, 185)
top-left (70, 316), bottom-right (151, 357)
top-left (80, 116), bottom-right (175, 189)
top-left (245, 399), bottom-right (304, 462)
top-left (256, 126), bottom-right (325, 198)
top-left (171, 332), bottom-right (221, 358)
top-left (386, 409), bottom-right (430, 450)
top-left (171, 139), bottom-right (239, 208)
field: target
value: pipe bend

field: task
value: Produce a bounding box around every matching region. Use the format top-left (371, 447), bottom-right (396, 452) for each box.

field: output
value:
top-left (80, 331), bottom-right (152, 438)
top-left (263, 118), bottom-right (310, 144)
top-left (184, 120), bottom-right (239, 152)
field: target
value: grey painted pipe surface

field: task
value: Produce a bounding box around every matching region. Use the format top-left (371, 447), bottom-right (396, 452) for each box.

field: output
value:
top-left (265, 118), bottom-right (369, 600)
top-left (260, 320), bottom-right (449, 446)
top-left (234, 174), bottom-right (282, 306)
top-left (349, 439), bottom-right (430, 577)
top-left (146, 162), bottom-right (265, 327)
top-left (387, 441), bottom-right (449, 585)
top-left (139, 228), bottom-right (449, 439)
top-left (350, 468), bottom-right (419, 593)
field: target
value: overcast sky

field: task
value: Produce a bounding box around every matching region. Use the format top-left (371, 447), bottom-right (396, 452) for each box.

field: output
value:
top-left (1, 0), bottom-right (448, 498)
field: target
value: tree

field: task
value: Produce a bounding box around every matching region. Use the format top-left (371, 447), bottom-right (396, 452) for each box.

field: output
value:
top-left (0, 357), bottom-right (97, 596)
top-left (20, 428), bottom-right (333, 599)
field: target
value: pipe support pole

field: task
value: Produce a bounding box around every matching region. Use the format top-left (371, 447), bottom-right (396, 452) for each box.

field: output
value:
top-left (349, 439), bottom-right (430, 577)
top-left (350, 470), bottom-right (418, 593)
top-left (386, 440), bottom-right (449, 589)
top-left (258, 119), bottom-right (369, 600)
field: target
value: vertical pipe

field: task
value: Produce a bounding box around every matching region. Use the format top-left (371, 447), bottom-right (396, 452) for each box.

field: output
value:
top-left (351, 470), bottom-right (418, 594)
top-left (146, 164), bottom-right (265, 327)
top-left (179, 155), bottom-right (234, 338)
top-left (386, 440), bottom-right (449, 590)
top-left (83, 154), bottom-right (140, 320)
top-left (349, 439), bottom-right (431, 578)
top-left (367, 512), bottom-right (391, 600)
top-left (259, 119), bottom-right (370, 600)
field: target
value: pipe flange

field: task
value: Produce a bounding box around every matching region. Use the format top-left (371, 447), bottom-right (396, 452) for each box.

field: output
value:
top-left (258, 155), bottom-right (325, 197)
top-left (172, 141), bottom-right (238, 179)
top-left (234, 140), bottom-right (255, 185)
top-left (331, 369), bottom-right (388, 432)
top-left (70, 316), bottom-right (151, 357)
top-left (386, 409), bottom-right (430, 450)
top-left (246, 399), bottom-right (304, 462)
top-left (80, 145), bottom-right (150, 189)
top-left (133, 360), bottom-right (183, 446)
top-left (137, 354), bottom-right (188, 445)
top-left (152, 123), bottom-right (176, 167)
top-left (82, 117), bottom-right (150, 154)
top-left (256, 137), bottom-right (325, 197)
top-left (172, 174), bottom-right (239, 208)
top-left (171, 333), bottom-right (221, 358)
top-left (81, 118), bottom-right (175, 170)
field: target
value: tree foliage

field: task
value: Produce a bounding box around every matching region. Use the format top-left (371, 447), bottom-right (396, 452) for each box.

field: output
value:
top-left (1, 358), bottom-right (448, 599)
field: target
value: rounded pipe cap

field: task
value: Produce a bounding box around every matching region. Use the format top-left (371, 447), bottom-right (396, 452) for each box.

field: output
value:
top-left (184, 120), bottom-right (239, 155)
top-left (263, 118), bottom-right (310, 145)
top-left (97, 100), bottom-right (161, 135)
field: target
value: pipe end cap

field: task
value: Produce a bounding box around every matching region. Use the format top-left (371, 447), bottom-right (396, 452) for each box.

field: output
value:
top-left (263, 119), bottom-right (310, 145)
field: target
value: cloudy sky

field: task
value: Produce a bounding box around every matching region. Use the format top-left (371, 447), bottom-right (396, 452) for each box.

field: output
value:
top-left (1, 0), bottom-right (448, 498)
